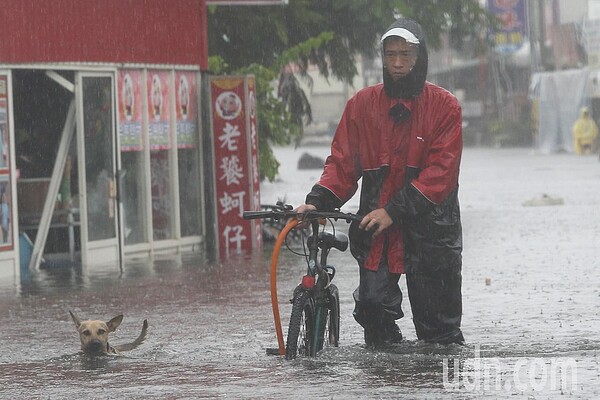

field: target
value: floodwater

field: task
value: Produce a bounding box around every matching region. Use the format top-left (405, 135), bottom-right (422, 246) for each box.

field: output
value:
top-left (1, 147), bottom-right (599, 399)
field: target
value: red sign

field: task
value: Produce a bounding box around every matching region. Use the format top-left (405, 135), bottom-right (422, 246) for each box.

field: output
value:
top-left (0, 77), bottom-right (9, 171)
top-left (0, 75), bottom-right (13, 250)
top-left (210, 76), bottom-right (261, 258)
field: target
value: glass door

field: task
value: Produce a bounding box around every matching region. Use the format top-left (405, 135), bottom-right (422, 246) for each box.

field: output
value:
top-left (76, 73), bottom-right (121, 267)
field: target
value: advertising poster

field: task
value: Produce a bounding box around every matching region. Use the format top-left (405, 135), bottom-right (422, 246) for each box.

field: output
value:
top-left (146, 70), bottom-right (172, 150)
top-left (118, 69), bottom-right (144, 151)
top-left (0, 176), bottom-right (12, 248)
top-left (487, 0), bottom-right (527, 53)
top-left (0, 76), bottom-right (13, 250)
top-left (175, 71), bottom-right (198, 149)
top-left (0, 76), bottom-right (9, 171)
top-left (210, 76), bottom-right (259, 258)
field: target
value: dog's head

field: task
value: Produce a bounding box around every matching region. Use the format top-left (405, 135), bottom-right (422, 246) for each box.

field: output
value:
top-left (69, 311), bottom-right (123, 355)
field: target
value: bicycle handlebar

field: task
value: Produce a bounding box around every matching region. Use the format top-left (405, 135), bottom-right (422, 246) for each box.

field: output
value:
top-left (243, 206), bottom-right (363, 224)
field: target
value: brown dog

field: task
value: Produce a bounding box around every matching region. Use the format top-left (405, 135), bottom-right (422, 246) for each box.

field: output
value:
top-left (69, 310), bottom-right (148, 355)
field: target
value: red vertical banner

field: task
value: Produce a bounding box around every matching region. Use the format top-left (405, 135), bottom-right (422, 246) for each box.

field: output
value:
top-left (0, 76), bottom-right (13, 250)
top-left (246, 77), bottom-right (262, 249)
top-left (210, 76), bottom-right (258, 258)
top-left (0, 76), bottom-right (9, 172)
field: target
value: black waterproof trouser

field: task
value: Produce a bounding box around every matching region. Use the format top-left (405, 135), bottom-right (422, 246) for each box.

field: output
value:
top-left (353, 253), bottom-right (465, 345)
top-left (405, 256), bottom-right (465, 345)
top-left (352, 252), bottom-right (404, 345)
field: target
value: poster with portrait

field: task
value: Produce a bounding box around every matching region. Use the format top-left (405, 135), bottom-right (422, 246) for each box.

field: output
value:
top-left (0, 76), bottom-right (13, 251)
top-left (146, 70), bottom-right (172, 150)
top-left (210, 75), bottom-right (261, 258)
top-left (118, 69), bottom-right (144, 151)
top-left (175, 71), bottom-right (198, 149)
top-left (0, 76), bottom-right (9, 171)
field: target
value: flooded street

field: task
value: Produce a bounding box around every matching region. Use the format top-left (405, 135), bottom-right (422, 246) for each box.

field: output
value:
top-left (1, 147), bottom-right (599, 399)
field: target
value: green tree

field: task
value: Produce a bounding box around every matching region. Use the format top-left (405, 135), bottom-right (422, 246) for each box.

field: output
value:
top-left (207, 0), bottom-right (492, 181)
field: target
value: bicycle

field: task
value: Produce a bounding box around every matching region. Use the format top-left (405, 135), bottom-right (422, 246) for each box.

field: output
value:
top-left (243, 202), bottom-right (362, 359)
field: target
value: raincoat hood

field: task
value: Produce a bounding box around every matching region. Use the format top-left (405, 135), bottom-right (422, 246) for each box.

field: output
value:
top-left (381, 18), bottom-right (428, 99)
top-left (579, 106), bottom-right (590, 117)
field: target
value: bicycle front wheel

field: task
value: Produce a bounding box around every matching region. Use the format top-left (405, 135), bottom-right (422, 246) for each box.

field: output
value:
top-left (326, 284), bottom-right (340, 347)
top-left (286, 290), bottom-right (315, 360)
top-left (309, 284), bottom-right (340, 356)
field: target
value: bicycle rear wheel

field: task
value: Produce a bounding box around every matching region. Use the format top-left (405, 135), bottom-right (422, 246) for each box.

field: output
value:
top-left (286, 290), bottom-right (315, 360)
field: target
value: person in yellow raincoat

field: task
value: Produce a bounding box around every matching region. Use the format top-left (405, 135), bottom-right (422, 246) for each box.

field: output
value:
top-left (572, 107), bottom-right (599, 155)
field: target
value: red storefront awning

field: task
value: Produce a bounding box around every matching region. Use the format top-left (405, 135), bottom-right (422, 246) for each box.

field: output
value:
top-left (0, 0), bottom-right (208, 69)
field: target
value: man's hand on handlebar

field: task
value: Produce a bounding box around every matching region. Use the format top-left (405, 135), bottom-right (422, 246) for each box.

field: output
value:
top-left (293, 204), bottom-right (317, 228)
top-left (294, 204), bottom-right (317, 214)
top-left (359, 208), bottom-right (393, 238)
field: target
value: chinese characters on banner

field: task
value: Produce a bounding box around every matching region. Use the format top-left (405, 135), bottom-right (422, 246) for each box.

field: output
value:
top-left (487, 0), bottom-right (527, 53)
top-left (147, 70), bottom-right (172, 150)
top-left (210, 76), bottom-right (261, 258)
top-left (118, 70), bottom-right (144, 152)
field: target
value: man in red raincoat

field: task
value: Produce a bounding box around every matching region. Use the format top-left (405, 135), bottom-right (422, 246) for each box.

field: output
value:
top-left (296, 18), bottom-right (465, 347)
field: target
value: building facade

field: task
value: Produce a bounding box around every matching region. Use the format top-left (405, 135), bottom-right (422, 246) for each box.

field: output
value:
top-left (0, 0), bottom-right (210, 280)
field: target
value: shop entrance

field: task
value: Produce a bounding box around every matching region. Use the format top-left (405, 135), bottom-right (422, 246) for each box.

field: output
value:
top-left (13, 70), bottom-right (79, 268)
top-left (13, 70), bottom-right (122, 270)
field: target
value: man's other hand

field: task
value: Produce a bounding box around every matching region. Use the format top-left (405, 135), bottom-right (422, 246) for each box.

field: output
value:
top-left (359, 208), bottom-right (393, 238)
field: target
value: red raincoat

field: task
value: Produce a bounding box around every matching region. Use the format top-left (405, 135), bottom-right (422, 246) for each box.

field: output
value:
top-left (308, 81), bottom-right (462, 274)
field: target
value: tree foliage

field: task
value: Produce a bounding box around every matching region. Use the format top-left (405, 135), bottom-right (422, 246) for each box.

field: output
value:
top-left (207, 1), bottom-right (492, 180)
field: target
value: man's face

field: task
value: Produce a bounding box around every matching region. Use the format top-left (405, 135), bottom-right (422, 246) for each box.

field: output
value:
top-left (383, 37), bottom-right (418, 82)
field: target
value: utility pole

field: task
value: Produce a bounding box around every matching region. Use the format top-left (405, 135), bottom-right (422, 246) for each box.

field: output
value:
top-left (528, 0), bottom-right (545, 73)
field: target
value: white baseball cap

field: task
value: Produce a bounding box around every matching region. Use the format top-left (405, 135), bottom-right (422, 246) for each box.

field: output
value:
top-left (380, 27), bottom-right (420, 44)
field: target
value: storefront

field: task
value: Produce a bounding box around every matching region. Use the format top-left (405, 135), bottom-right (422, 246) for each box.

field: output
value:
top-left (0, 0), bottom-right (209, 280)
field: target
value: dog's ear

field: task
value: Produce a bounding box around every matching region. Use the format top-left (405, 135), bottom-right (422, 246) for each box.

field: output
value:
top-left (69, 310), bottom-right (81, 329)
top-left (106, 315), bottom-right (124, 332)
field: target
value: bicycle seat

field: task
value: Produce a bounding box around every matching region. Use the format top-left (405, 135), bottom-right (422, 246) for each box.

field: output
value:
top-left (314, 231), bottom-right (349, 252)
